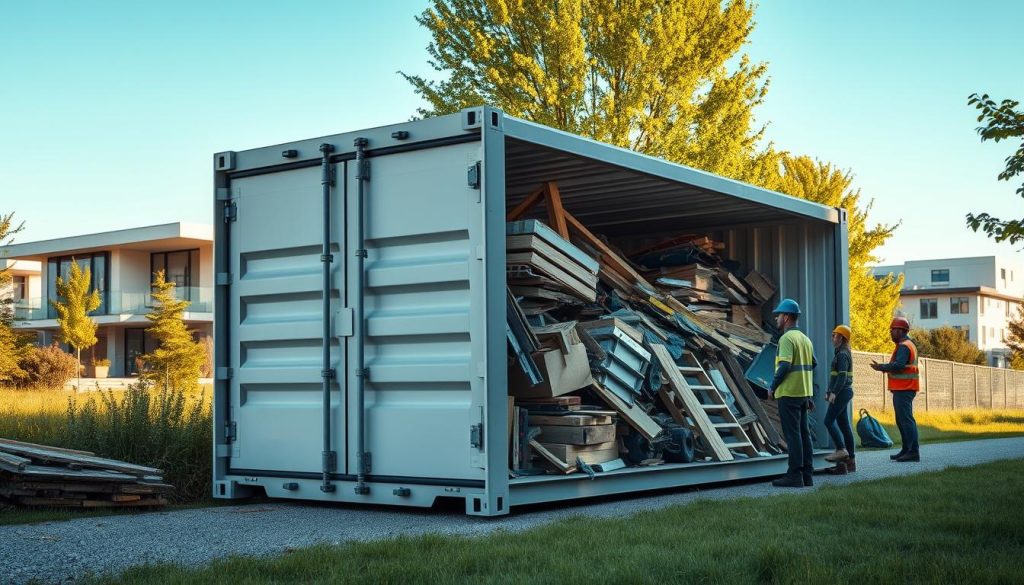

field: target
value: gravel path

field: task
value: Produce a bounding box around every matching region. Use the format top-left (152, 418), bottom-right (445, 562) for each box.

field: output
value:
top-left (3, 437), bottom-right (1023, 584)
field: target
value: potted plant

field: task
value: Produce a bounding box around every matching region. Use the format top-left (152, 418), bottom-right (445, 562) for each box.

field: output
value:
top-left (92, 358), bottom-right (111, 379)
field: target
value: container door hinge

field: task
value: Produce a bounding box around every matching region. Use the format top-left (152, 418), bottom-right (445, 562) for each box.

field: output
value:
top-left (321, 369), bottom-right (336, 379)
top-left (223, 201), bottom-right (238, 223)
top-left (322, 450), bottom-right (337, 472)
top-left (224, 421), bottom-right (237, 443)
top-left (359, 452), bottom-right (372, 473)
top-left (356, 159), bottom-right (370, 181)
top-left (470, 423), bottom-right (484, 449)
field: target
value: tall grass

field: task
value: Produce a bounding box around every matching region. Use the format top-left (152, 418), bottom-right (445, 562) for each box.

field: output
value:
top-left (870, 408), bottom-right (1024, 445)
top-left (0, 383), bottom-right (212, 502)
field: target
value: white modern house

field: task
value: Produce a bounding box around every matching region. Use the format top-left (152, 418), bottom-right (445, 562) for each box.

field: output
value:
top-left (1, 223), bottom-right (213, 377)
top-left (873, 256), bottom-right (1024, 368)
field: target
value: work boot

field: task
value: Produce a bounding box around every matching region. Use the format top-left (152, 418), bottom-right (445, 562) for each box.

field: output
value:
top-left (825, 449), bottom-right (850, 462)
top-left (895, 452), bottom-right (920, 462)
top-left (824, 463), bottom-right (847, 475)
top-left (890, 451), bottom-right (907, 461)
top-left (803, 473), bottom-right (814, 487)
top-left (772, 474), bottom-right (805, 488)
top-left (845, 459), bottom-right (857, 473)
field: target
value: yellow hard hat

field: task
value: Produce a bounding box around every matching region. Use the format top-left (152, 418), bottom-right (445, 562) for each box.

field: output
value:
top-left (832, 325), bottom-right (851, 341)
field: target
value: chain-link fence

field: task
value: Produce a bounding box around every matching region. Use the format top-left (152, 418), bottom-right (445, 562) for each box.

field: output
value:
top-left (853, 351), bottom-right (1024, 412)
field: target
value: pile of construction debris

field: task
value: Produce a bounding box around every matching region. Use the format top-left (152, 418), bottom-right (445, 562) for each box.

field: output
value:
top-left (507, 182), bottom-right (785, 476)
top-left (0, 439), bottom-right (173, 508)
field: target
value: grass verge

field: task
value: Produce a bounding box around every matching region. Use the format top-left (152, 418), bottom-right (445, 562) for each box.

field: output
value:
top-left (868, 408), bottom-right (1024, 446)
top-left (89, 458), bottom-right (1024, 584)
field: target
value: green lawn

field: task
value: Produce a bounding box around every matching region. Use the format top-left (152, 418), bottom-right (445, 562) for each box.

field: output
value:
top-left (869, 408), bottom-right (1024, 446)
top-left (88, 458), bottom-right (1024, 585)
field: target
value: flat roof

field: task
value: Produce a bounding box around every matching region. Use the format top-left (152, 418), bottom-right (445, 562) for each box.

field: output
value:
top-left (0, 222), bottom-right (212, 261)
top-left (899, 286), bottom-right (1022, 303)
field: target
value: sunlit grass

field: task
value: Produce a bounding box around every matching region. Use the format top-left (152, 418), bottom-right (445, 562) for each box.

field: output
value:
top-left (870, 408), bottom-right (1024, 445)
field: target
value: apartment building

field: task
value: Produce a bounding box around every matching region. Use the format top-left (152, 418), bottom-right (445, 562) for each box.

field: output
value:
top-left (1, 223), bottom-right (213, 377)
top-left (873, 256), bottom-right (1024, 368)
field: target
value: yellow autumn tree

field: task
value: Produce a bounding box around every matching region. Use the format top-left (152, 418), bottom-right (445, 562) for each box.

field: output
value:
top-left (404, 0), bottom-right (775, 182)
top-left (768, 156), bottom-right (903, 352)
top-left (51, 259), bottom-right (101, 388)
top-left (142, 270), bottom-right (205, 392)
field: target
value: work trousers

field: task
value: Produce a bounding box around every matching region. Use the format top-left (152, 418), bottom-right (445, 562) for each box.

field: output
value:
top-left (777, 396), bottom-right (813, 478)
top-left (824, 387), bottom-right (856, 458)
top-left (892, 390), bottom-right (920, 454)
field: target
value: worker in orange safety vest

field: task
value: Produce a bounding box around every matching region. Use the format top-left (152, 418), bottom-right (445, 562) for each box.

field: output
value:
top-left (870, 316), bottom-right (920, 462)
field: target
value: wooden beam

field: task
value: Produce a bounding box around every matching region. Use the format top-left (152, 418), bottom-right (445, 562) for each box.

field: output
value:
top-left (544, 181), bottom-right (570, 239)
top-left (506, 184), bottom-right (548, 221)
top-left (563, 211), bottom-right (654, 289)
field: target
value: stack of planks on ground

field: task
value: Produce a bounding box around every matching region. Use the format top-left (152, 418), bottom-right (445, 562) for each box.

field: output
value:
top-left (0, 438), bottom-right (174, 508)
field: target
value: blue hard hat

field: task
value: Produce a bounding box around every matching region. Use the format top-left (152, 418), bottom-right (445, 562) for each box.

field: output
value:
top-left (773, 298), bottom-right (801, 315)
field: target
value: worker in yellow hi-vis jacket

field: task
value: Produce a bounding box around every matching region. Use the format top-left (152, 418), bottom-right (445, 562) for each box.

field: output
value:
top-left (767, 298), bottom-right (816, 488)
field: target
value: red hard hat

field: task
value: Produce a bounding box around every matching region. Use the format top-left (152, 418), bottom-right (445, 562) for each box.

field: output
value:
top-left (890, 317), bottom-right (911, 331)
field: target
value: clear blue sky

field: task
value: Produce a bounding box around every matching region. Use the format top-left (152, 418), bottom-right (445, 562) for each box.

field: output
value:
top-left (1, 1), bottom-right (1021, 265)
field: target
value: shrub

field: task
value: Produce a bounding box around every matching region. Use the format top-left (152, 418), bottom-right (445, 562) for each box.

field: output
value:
top-left (64, 381), bottom-right (212, 502)
top-left (93, 358), bottom-right (111, 367)
top-left (17, 343), bottom-right (78, 388)
top-left (199, 335), bottom-right (213, 378)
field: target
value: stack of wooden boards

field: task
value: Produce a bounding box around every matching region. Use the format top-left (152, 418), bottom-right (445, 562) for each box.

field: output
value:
top-left (0, 438), bottom-right (173, 508)
top-left (505, 182), bottom-right (790, 476)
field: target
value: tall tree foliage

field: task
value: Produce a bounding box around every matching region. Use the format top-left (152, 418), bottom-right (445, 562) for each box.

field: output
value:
top-left (965, 93), bottom-right (1024, 244)
top-left (406, 1), bottom-right (900, 346)
top-left (768, 157), bottom-right (902, 352)
top-left (51, 259), bottom-right (100, 388)
top-left (0, 212), bottom-right (28, 384)
top-left (143, 271), bottom-right (205, 392)
top-left (1004, 302), bottom-right (1024, 370)
top-left (404, 0), bottom-right (774, 181)
top-left (909, 326), bottom-right (986, 365)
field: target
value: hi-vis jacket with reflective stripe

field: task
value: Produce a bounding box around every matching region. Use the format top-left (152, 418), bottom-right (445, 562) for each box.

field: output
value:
top-left (775, 328), bottom-right (815, 398)
top-left (830, 347), bottom-right (853, 393)
top-left (888, 339), bottom-right (920, 392)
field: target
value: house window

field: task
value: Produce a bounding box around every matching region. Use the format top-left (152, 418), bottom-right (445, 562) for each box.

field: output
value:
top-left (151, 249), bottom-right (200, 301)
top-left (931, 269), bottom-right (950, 284)
top-left (1002, 268), bottom-right (1007, 280)
top-left (981, 298), bottom-right (985, 316)
top-left (983, 328), bottom-right (987, 344)
top-left (46, 252), bottom-right (109, 318)
top-left (950, 297), bottom-right (970, 314)
top-left (12, 275), bottom-right (26, 302)
top-left (1009, 303), bottom-right (1015, 318)
top-left (920, 298), bottom-right (938, 319)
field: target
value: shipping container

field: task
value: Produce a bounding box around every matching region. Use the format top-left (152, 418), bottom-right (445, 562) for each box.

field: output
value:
top-left (212, 106), bottom-right (848, 516)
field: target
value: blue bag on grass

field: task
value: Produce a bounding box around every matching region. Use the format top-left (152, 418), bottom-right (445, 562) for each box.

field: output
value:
top-left (857, 408), bottom-right (894, 448)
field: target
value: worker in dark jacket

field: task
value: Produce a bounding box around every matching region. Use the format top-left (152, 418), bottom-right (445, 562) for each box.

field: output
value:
top-left (823, 325), bottom-right (856, 473)
top-left (870, 317), bottom-right (920, 462)
top-left (767, 298), bottom-right (816, 488)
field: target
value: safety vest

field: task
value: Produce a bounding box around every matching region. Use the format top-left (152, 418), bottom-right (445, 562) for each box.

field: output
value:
top-left (775, 328), bottom-right (815, 398)
top-left (830, 348), bottom-right (853, 389)
top-left (887, 339), bottom-right (919, 392)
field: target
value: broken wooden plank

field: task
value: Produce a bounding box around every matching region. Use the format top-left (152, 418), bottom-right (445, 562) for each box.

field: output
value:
top-left (537, 441), bottom-right (619, 465)
top-left (507, 235), bottom-right (599, 286)
top-left (536, 424), bottom-right (616, 445)
top-left (507, 251), bottom-right (597, 301)
top-left (0, 451), bottom-right (31, 472)
top-left (590, 382), bottom-right (663, 441)
top-left (528, 414), bottom-right (614, 426)
top-left (0, 442), bottom-right (161, 477)
top-left (0, 438), bottom-right (96, 457)
top-left (528, 440), bottom-right (575, 473)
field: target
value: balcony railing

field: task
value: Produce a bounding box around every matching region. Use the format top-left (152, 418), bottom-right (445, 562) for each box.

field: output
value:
top-left (14, 287), bottom-right (214, 321)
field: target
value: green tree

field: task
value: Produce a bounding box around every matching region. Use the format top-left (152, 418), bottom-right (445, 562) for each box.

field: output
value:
top-left (143, 270), bottom-right (205, 392)
top-left (965, 93), bottom-right (1024, 243)
top-left (0, 212), bottom-right (28, 384)
top-left (1004, 302), bottom-right (1024, 370)
top-left (407, 2), bottom-right (901, 351)
top-left (767, 156), bottom-right (902, 352)
top-left (404, 0), bottom-right (774, 182)
top-left (909, 326), bottom-right (985, 365)
top-left (51, 259), bottom-right (101, 388)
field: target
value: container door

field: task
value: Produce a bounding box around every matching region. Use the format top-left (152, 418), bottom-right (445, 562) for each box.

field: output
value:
top-left (353, 141), bottom-right (487, 482)
top-left (228, 165), bottom-right (345, 474)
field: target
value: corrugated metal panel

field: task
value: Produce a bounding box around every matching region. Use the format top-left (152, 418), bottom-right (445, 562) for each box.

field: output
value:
top-left (355, 142), bottom-right (488, 481)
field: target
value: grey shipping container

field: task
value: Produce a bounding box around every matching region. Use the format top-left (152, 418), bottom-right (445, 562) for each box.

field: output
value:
top-left (212, 106), bottom-right (847, 516)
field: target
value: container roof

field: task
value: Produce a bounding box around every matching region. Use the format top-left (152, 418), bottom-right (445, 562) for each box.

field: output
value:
top-left (502, 116), bottom-right (840, 236)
